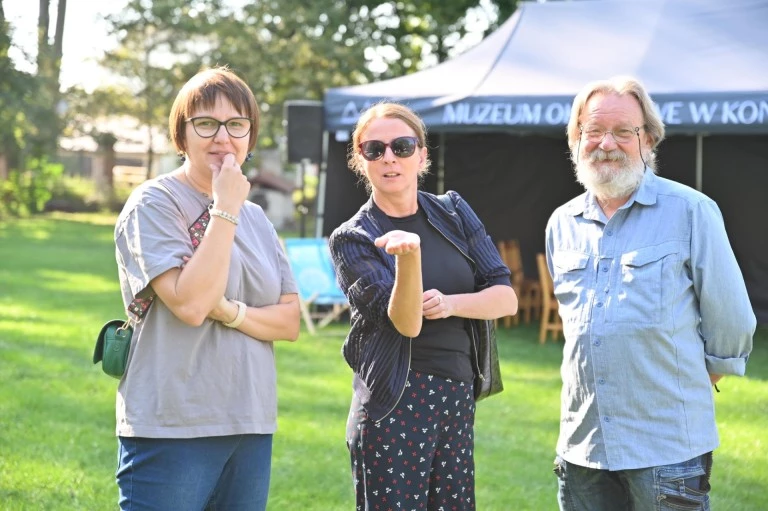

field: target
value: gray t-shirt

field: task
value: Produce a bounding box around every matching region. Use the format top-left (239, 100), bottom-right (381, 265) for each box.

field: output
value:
top-left (114, 172), bottom-right (297, 438)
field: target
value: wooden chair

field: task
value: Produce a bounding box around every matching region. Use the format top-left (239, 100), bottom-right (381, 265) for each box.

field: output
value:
top-left (536, 253), bottom-right (563, 343)
top-left (496, 240), bottom-right (541, 327)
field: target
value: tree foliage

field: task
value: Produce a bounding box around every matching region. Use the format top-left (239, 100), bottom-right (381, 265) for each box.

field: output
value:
top-left (0, 0), bottom-right (69, 218)
top-left (0, 0), bottom-right (65, 164)
top-left (341, 0), bottom-right (514, 76)
top-left (0, 2), bottom-right (27, 170)
top-left (71, 0), bottom-right (517, 153)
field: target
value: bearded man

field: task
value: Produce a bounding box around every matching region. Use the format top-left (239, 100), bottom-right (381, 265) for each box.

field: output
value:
top-left (544, 76), bottom-right (755, 511)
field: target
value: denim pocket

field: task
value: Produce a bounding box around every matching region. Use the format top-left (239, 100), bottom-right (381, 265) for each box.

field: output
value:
top-left (655, 455), bottom-right (711, 511)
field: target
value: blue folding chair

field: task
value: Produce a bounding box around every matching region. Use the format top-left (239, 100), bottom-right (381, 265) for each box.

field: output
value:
top-left (281, 238), bottom-right (349, 334)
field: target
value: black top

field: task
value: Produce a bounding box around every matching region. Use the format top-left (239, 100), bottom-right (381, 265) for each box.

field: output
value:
top-left (329, 190), bottom-right (512, 421)
top-left (390, 208), bottom-right (475, 382)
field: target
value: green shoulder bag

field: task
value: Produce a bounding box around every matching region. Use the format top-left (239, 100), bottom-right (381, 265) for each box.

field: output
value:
top-left (92, 205), bottom-right (212, 379)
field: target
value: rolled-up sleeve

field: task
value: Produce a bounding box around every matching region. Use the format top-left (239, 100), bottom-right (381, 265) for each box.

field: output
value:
top-left (691, 199), bottom-right (756, 375)
top-left (115, 197), bottom-right (189, 300)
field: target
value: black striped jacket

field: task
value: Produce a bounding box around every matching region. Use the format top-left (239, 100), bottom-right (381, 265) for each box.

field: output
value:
top-left (328, 190), bottom-right (511, 422)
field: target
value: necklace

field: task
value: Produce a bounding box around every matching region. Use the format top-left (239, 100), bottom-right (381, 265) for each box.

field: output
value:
top-left (181, 168), bottom-right (211, 198)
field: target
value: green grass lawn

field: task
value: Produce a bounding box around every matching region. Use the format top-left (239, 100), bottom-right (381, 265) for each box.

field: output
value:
top-left (1, 213), bottom-right (766, 510)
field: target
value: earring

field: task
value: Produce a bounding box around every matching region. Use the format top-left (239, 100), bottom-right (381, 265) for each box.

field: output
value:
top-left (179, 153), bottom-right (186, 163)
top-left (244, 152), bottom-right (253, 162)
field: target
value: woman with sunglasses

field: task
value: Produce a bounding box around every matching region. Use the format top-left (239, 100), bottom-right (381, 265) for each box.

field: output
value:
top-left (329, 102), bottom-right (518, 510)
top-left (112, 66), bottom-right (300, 510)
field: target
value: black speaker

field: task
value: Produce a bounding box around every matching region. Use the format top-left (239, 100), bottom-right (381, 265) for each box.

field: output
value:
top-left (285, 100), bottom-right (324, 163)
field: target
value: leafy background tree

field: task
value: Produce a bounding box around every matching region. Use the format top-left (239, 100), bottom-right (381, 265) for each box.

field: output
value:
top-left (90, 0), bottom-right (517, 149)
top-left (0, 0), bottom-right (67, 217)
top-left (1, 0), bottom-right (518, 217)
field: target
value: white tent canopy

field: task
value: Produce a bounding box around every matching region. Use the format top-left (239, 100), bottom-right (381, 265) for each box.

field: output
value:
top-left (325, 0), bottom-right (768, 134)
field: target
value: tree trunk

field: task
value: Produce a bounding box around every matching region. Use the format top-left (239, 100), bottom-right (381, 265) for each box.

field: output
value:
top-left (146, 131), bottom-right (154, 181)
top-left (50, 0), bottom-right (66, 144)
top-left (37, 0), bottom-right (49, 75)
top-left (436, 30), bottom-right (446, 63)
top-left (36, 0), bottom-right (67, 157)
top-left (53, 0), bottom-right (66, 64)
top-left (0, 154), bottom-right (8, 180)
top-left (101, 143), bottom-right (116, 190)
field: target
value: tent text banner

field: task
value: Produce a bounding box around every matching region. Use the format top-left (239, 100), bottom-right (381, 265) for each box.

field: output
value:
top-left (327, 94), bottom-right (768, 134)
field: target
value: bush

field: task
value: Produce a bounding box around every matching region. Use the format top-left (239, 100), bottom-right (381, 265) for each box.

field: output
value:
top-left (44, 175), bottom-right (101, 213)
top-left (0, 157), bottom-right (63, 219)
top-left (43, 176), bottom-right (135, 214)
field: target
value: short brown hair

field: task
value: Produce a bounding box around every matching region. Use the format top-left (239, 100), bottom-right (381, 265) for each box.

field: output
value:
top-left (348, 102), bottom-right (431, 178)
top-left (169, 66), bottom-right (259, 155)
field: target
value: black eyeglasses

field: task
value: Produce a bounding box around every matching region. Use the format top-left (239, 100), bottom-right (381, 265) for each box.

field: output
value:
top-left (358, 136), bottom-right (419, 161)
top-left (186, 117), bottom-right (252, 138)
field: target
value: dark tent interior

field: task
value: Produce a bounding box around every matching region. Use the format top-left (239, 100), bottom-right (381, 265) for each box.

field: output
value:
top-left (319, 0), bottom-right (768, 323)
top-left (321, 134), bottom-right (768, 324)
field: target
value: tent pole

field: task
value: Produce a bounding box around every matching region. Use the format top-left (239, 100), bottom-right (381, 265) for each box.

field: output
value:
top-left (437, 132), bottom-right (445, 194)
top-left (315, 130), bottom-right (329, 238)
top-left (695, 134), bottom-right (703, 192)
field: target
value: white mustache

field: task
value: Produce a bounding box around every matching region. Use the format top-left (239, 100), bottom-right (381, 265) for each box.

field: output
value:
top-left (588, 149), bottom-right (628, 163)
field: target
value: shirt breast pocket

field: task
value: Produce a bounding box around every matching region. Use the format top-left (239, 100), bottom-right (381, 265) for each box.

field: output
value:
top-left (552, 251), bottom-right (591, 324)
top-left (614, 244), bottom-right (678, 325)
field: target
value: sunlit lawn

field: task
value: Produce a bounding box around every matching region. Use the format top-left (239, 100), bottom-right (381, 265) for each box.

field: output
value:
top-left (0, 213), bottom-right (766, 510)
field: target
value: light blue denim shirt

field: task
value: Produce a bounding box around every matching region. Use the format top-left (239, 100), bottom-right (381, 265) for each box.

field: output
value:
top-left (545, 170), bottom-right (755, 471)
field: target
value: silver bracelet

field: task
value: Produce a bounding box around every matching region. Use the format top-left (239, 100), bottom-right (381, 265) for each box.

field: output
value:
top-left (209, 206), bottom-right (239, 226)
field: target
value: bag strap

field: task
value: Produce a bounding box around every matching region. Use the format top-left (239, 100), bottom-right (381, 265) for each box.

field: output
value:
top-left (437, 192), bottom-right (475, 269)
top-left (126, 206), bottom-right (212, 320)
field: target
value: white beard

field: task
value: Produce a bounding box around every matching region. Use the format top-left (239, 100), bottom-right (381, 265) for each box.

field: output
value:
top-left (575, 148), bottom-right (646, 200)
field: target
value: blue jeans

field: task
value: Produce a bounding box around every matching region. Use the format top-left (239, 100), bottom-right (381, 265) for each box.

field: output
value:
top-left (117, 434), bottom-right (272, 511)
top-left (554, 452), bottom-right (712, 511)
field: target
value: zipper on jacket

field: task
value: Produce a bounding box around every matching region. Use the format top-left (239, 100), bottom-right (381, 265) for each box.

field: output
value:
top-left (426, 216), bottom-right (483, 386)
top-left (376, 338), bottom-right (412, 423)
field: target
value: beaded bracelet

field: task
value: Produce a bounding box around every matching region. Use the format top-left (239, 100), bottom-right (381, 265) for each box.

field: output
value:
top-left (222, 300), bottom-right (246, 328)
top-left (209, 206), bottom-right (239, 226)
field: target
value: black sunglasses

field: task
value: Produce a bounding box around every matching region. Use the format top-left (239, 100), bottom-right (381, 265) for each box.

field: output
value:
top-left (358, 136), bottom-right (419, 161)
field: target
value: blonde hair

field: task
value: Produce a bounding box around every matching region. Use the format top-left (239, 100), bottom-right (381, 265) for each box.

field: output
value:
top-left (348, 102), bottom-right (431, 181)
top-left (566, 76), bottom-right (665, 168)
top-left (169, 66), bottom-right (259, 155)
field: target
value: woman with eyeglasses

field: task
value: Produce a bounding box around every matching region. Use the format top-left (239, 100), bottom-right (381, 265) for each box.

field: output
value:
top-left (329, 102), bottom-right (518, 510)
top-left (112, 66), bottom-right (300, 510)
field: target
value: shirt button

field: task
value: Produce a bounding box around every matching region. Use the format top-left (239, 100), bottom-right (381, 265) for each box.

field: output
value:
top-left (604, 416), bottom-right (611, 422)
top-left (596, 302), bottom-right (603, 308)
top-left (593, 340), bottom-right (601, 346)
top-left (598, 378), bottom-right (605, 385)
top-left (602, 266), bottom-right (609, 272)
top-left (606, 230), bottom-right (613, 236)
